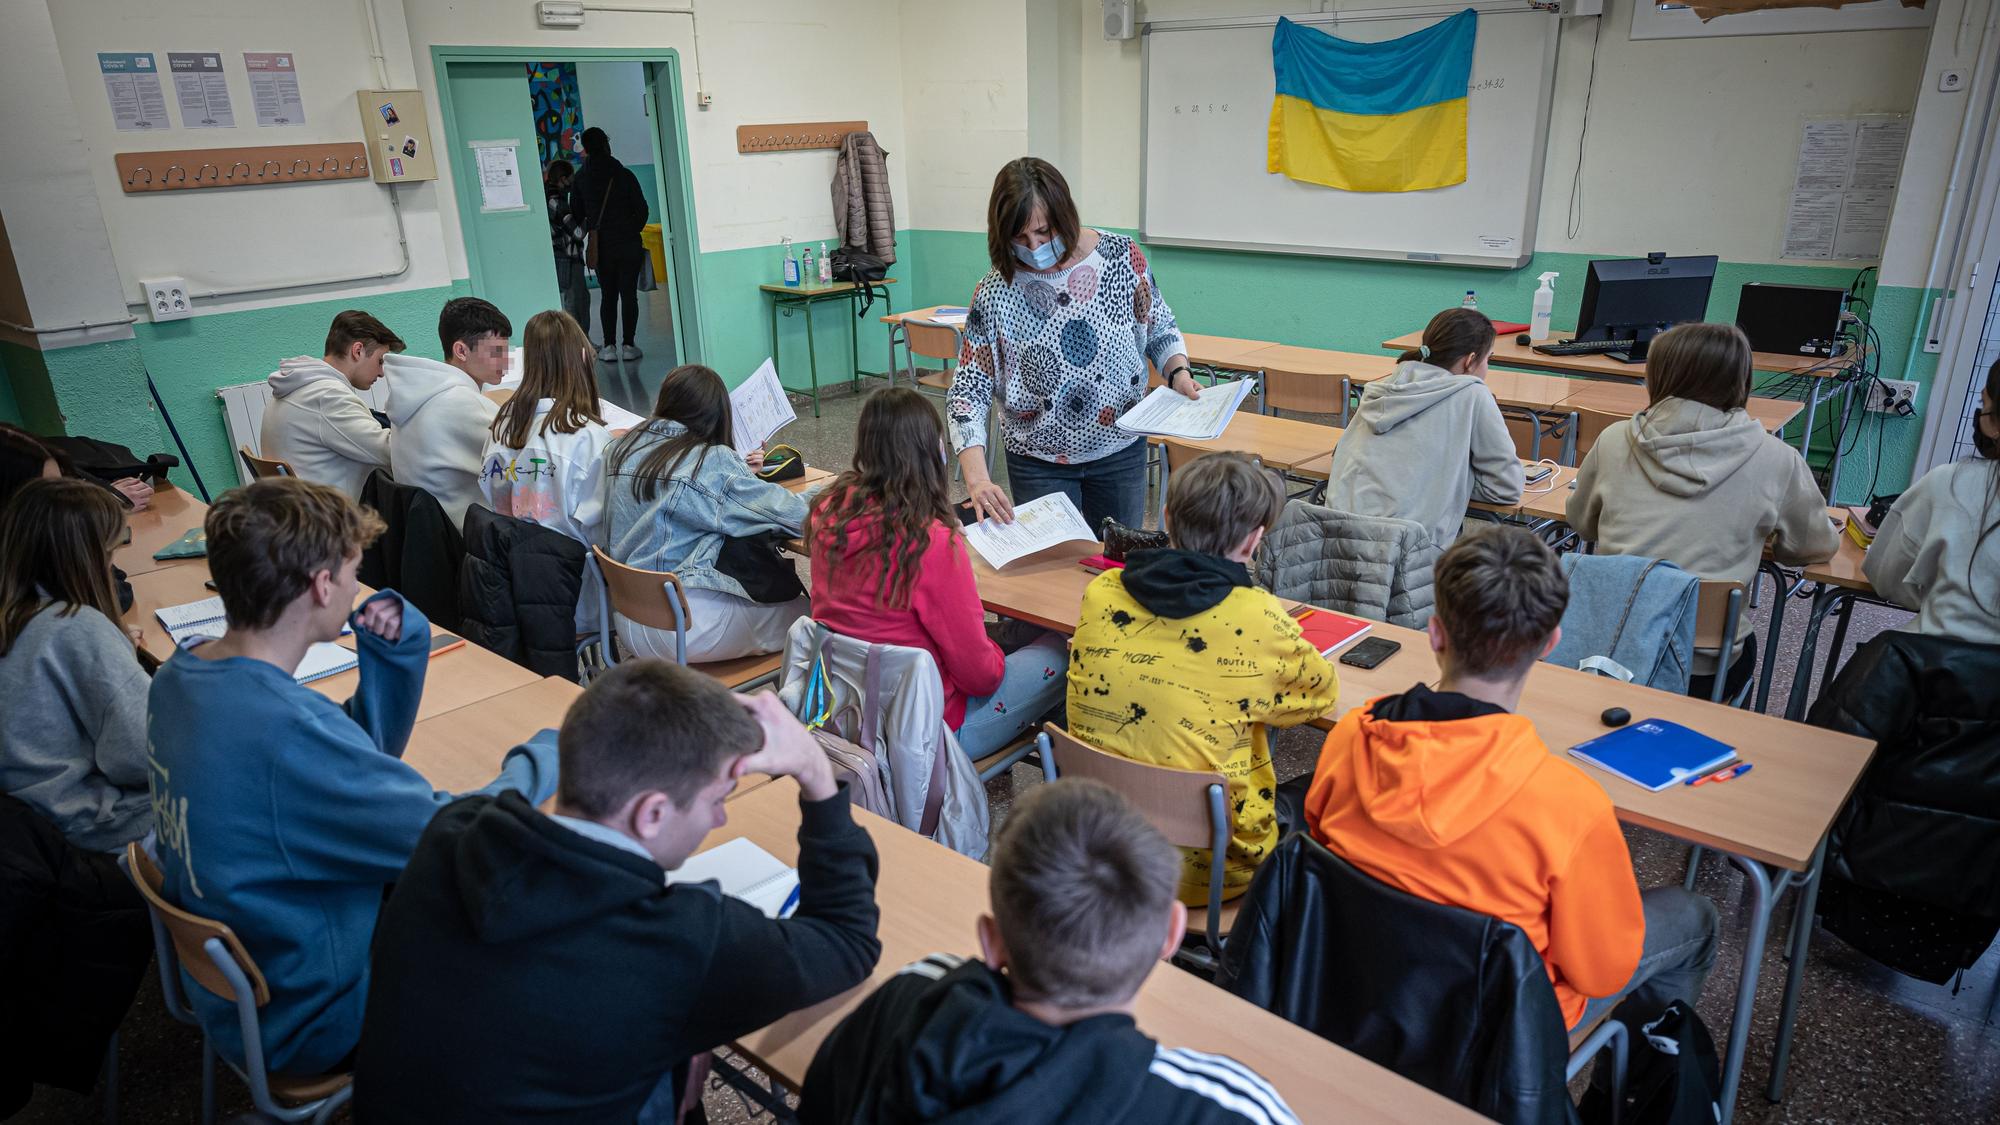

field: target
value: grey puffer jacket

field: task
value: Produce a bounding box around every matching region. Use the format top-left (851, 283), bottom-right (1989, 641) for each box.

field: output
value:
top-left (832, 131), bottom-right (896, 264)
top-left (1256, 500), bottom-right (1437, 628)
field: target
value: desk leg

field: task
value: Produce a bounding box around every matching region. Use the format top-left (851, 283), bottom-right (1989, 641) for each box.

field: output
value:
top-left (1257, 369), bottom-right (1269, 415)
top-left (768, 300), bottom-right (782, 387)
top-left (1755, 563), bottom-right (1794, 715)
top-left (1767, 839), bottom-right (1827, 1104)
top-left (1818, 595), bottom-right (1856, 697)
top-left (1339, 377), bottom-right (1351, 428)
top-left (1783, 587), bottom-right (1849, 721)
top-left (1798, 387), bottom-right (1819, 467)
top-left (1562, 411), bottom-right (1579, 467)
top-left (804, 298), bottom-right (821, 418)
top-left (1716, 853), bottom-right (1780, 1125)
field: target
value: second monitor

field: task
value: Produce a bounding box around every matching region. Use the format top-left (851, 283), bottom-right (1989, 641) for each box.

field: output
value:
top-left (1571, 253), bottom-right (1719, 364)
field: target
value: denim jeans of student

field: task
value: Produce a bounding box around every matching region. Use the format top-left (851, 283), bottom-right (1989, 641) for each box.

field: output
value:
top-left (1005, 436), bottom-right (1150, 533)
top-left (1570, 886), bottom-right (1721, 1031)
top-left (955, 631), bottom-right (1069, 760)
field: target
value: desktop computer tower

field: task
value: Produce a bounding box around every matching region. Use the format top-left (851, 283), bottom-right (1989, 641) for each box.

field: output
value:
top-left (1735, 283), bottom-right (1847, 357)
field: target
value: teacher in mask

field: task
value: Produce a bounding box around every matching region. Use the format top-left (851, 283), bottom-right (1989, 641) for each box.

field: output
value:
top-left (948, 158), bottom-right (1197, 528)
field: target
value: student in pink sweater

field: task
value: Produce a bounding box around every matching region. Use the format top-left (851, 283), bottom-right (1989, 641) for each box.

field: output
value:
top-left (809, 389), bottom-right (1066, 759)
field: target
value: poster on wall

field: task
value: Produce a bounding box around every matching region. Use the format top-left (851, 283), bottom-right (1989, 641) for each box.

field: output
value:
top-left (244, 52), bottom-right (306, 127)
top-left (168, 52), bottom-right (235, 129)
top-left (98, 53), bottom-right (170, 132)
top-left (472, 140), bottom-right (529, 212)
top-left (1781, 114), bottom-right (1909, 260)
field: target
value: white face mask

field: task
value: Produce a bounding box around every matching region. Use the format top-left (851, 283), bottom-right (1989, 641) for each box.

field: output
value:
top-left (1012, 235), bottom-right (1065, 271)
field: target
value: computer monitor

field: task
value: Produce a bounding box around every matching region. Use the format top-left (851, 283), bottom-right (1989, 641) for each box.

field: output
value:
top-left (1575, 254), bottom-right (1719, 362)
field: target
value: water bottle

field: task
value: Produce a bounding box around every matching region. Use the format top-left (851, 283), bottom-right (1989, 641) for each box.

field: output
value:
top-left (817, 241), bottom-right (832, 284)
top-left (1461, 290), bottom-right (1479, 311)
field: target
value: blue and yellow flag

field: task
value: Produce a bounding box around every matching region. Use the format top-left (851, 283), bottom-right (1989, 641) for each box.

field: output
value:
top-left (1267, 10), bottom-right (1477, 193)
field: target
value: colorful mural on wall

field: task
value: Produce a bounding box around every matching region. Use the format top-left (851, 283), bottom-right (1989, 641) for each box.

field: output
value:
top-left (526, 61), bottom-right (583, 171)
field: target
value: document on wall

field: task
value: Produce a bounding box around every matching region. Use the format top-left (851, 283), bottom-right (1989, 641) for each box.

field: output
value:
top-left (166, 52), bottom-right (234, 129)
top-left (1115, 379), bottom-right (1252, 441)
top-left (472, 140), bottom-right (527, 212)
top-left (243, 53), bottom-right (305, 127)
top-left (1783, 114), bottom-right (1910, 260)
top-left (99, 53), bottom-right (170, 133)
top-left (962, 492), bottom-right (1097, 570)
top-left (730, 359), bottom-right (796, 456)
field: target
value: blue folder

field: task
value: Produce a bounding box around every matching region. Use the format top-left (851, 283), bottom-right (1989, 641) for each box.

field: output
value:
top-left (1568, 719), bottom-right (1736, 792)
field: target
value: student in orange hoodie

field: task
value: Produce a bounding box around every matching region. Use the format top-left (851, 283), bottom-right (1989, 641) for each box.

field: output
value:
top-left (1306, 526), bottom-right (1717, 1031)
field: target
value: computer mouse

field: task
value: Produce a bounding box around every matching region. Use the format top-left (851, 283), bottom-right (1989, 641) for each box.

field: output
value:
top-left (1600, 707), bottom-right (1630, 728)
top-left (1516, 333), bottom-right (1531, 346)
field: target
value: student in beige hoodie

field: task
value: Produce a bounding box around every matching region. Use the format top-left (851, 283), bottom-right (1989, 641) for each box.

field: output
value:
top-left (1567, 322), bottom-right (1839, 699)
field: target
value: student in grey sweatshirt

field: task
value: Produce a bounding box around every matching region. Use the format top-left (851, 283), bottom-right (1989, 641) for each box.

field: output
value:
top-left (1567, 323), bottom-right (1839, 694)
top-left (0, 478), bottom-right (152, 853)
top-left (1323, 308), bottom-right (1524, 552)
top-left (1865, 357), bottom-right (2000, 644)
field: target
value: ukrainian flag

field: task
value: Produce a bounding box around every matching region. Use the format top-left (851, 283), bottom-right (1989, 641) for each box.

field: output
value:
top-left (1267, 10), bottom-right (1477, 193)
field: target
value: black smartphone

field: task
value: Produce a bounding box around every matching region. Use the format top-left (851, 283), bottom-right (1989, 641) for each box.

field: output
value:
top-left (1339, 637), bottom-right (1402, 670)
top-left (1524, 463), bottom-right (1554, 485)
top-left (204, 579), bottom-right (217, 591)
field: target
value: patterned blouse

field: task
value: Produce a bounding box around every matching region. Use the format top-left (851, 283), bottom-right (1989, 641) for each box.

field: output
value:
top-left (947, 230), bottom-right (1187, 465)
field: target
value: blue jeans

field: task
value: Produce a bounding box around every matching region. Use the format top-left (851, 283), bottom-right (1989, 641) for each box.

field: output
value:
top-left (1570, 886), bottom-right (1720, 1031)
top-left (955, 631), bottom-right (1068, 760)
top-left (1005, 437), bottom-right (1149, 533)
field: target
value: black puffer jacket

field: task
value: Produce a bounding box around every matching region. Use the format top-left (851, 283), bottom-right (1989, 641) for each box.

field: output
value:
top-left (458, 505), bottom-right (585, 681)
top-left (1218, 832), bottom-right (1577, 1125)
top-left (358, 470), bottom-right (464, 634)
top-left (1809, 630), bottom-right (2000, 982)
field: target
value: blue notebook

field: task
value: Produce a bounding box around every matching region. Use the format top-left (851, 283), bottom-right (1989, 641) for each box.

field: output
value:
top-left (1568, 720), bottom-right (1736, 792)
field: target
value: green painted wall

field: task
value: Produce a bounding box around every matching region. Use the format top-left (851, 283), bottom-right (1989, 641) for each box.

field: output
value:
top-left (699, 230), bottom-right (912, 399)
top-left (900, 228), bottom-right (1935, 503)
top-left (629, 161), bottom-right (661, 224)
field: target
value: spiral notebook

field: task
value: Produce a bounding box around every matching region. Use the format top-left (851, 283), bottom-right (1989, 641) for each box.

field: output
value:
top-left (667, 837), bottom-right (800, 919)
top-left (1568, 720), bottom-right (1736, 792)
top-left (155, 597), bottom-right (357, 684)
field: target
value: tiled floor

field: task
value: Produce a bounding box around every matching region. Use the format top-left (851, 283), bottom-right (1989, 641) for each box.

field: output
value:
top-left (19, 388), bottom-right (1996, 1123)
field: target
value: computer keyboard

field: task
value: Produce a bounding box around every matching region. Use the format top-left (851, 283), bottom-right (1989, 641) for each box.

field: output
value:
top-left (1532, 338), bottom-right (1638, 356)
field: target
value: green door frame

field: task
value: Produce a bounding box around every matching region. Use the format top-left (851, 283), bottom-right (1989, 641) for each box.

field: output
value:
top-left (431, 45), bottom-right (707, 364)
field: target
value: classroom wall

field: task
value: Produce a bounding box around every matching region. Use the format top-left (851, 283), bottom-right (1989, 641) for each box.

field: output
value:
top-left (574, 61), bottom-right (661, 223)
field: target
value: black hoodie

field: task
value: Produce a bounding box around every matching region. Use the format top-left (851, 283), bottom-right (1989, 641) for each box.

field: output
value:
top-left (353, 787), bottom-right (880, 1123)
top-left (798, 955), bottom-right (1299, 1125)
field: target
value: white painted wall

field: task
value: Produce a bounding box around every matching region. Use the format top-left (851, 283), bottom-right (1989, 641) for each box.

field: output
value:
top-left (1878, 0), bottom-right (1988, 288)
top-left (898, 1), bottom-right (1031, 232)
top-left (574, 61), bottom-right (655, 168)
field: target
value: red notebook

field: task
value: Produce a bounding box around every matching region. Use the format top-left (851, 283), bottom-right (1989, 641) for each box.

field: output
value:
top-left (1491, 320), bottom-right (1530, 335)
top-left (1292, 607), bottom-right (1372, 656)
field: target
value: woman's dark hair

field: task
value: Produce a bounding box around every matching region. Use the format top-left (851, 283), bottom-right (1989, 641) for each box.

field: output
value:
top-left (1399, 307), bottom-right (1496, 372)
top-left (493, 310), bottom-right (602, 449)
top-left (1645, 322), bottom-right (1753, 412)
top-left (986, 158), bottom-right (1081, 285)
top-left (581, 127), bottom-right (610, 159)
top-left (0, 424), bottom-right (56, 510)
top-left (608, 364), bottom-right (735, 502)
top-left (807, 388), bottom-right (957, 610)
top-left (0, 477), bottom-right (126, 657)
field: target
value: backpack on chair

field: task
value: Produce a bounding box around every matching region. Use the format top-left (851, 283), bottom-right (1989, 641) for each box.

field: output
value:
top-left (786, 624), bottom-right (895, 821)
top-left (1579, 997), bottom-right (1721, 1125)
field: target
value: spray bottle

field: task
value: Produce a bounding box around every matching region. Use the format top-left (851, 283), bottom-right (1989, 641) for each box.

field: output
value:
top-left (817, 241), bottom-right (832, 283)
top-left (1530, 272), bottom-right (1559, 342)
top-left (801, 243), bottom-right (816, 286)
top-left (782, 237), bottom-right (800, 287)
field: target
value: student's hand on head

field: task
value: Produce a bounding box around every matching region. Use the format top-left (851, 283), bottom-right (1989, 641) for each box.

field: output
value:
top-left (354, 597), bottom-right (403, 643)
top-left (962, 479), bottom-right (1014, 524)
top-left (737, 691), bottom-right (836, 802)
top-left (111, 477), bottom-right (154, 511)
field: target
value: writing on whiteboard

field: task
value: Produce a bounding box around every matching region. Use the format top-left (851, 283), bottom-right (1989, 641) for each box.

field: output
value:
top-left (1170, 103), bottom-right (1232, 114)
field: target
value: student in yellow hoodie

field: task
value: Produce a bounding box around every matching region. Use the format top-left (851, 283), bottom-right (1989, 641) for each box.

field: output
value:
top-left (1069, 453), bottom-right (1337, 905)
top-left (1308, 526), bottom-right (1717, 1031)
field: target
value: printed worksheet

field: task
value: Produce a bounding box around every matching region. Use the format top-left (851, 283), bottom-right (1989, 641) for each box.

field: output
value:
top-left (962, 492), bottom-right (1096, 570)
top-left (730, 358), bottom-right (796, 456)
top-left (1115, 379), bottom-right (1251, 441)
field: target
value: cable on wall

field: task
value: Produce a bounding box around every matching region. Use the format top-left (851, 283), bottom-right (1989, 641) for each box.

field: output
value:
top-left (582, 2), bottom-right (708, 106)
top-left (1565, 14), bottom-right (1602, 242)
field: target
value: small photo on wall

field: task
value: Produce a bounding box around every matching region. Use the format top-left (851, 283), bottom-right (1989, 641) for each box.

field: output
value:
top-left (389, 157), bottom-right (404, 177)
top-left (378, 102), bottom-right (400, 126)
top-left (401, 135), bottom-right (419, 158)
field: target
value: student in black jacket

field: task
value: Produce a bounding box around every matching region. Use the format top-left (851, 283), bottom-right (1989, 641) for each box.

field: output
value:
top-left (798, 779), bottom-right (1299, 1125)
top-left (353, 659), bottom-right (881, 1122)
top-left (571, 126), bottom-right (650, 363)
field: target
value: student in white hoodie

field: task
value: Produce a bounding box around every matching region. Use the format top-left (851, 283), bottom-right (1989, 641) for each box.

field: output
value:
top-left (386, 297), bottom-right (509, 529)
top-left (261, 311), bottom-right (403, 499)
top-left (1567, 322), bottom-right (1840, 698)
top-left (480, 310), bottom-right (610, 633)
top-left (1323, 307), bottom-right (1524, 551)
top-left (1865, 356), bottom-right (2000, 644)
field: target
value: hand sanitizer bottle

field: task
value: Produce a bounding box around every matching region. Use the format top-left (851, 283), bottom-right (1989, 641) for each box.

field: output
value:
top-left (1461, 290), bottom-right (1479, 311)
top-left (1530, 272), bottom-right (1560, 342)
top-left (782, 237), bottom-right (799, 287)
top-left (817, 241), bottom-right (832, 284)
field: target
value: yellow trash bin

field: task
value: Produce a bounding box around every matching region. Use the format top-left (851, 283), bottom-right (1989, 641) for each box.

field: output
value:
top-left (641, 224), bottom-right (667, 284)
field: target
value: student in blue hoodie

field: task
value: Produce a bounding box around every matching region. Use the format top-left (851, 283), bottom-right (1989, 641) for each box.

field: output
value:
top-left (146, 477), bottom-right (558, 1079)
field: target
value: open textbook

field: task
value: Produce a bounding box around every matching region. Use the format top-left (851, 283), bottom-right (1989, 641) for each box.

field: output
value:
top-left (155, 597), bottom-right (357, 684)
top-left (1115, 379), bottom-right (1252, 441)
top-left (667, 836), bottom-right (800, 919)
top-left (962, 492), bottom-right (1097, 570)
top-left (730, 359), bottom-right (796, 457)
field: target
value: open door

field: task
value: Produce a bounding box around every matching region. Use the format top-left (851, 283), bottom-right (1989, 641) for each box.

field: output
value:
top-left (440, 62), bottom-right (559, 330)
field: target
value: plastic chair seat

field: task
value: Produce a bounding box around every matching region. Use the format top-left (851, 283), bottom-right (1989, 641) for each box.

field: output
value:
top-left (915, 369), bottom-right (953, 391)
top-left (268, 1072), bottom-right (353, 1106)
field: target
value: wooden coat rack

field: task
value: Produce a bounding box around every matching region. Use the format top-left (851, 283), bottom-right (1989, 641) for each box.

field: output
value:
top-left (736, 121), bottom-right (868, 154)
top-left (115, 142), bottom-right (371, 194)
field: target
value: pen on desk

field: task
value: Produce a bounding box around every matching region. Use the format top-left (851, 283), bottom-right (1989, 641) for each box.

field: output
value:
top-left (779, 882), bottom-right (801, 918)
top-left (1687, 762), bottom-right (1753, 787)
top-left (1712, 762), bottom-right (1753, 784)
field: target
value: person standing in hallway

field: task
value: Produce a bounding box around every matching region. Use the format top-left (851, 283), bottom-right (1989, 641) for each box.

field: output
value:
top-left (571, 127), bottom-right (649, 364)
top-left (545, 160), bottom-right (591, 334)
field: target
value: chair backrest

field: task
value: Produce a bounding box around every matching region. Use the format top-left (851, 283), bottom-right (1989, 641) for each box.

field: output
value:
top-left (1041, 724), bottom-right (1225, 851)
top-left (123, 842), bottom-right (269, 1007)
top-left (590, 544), bottom-right (690, 632)
top-left (238, 445), bottom-right (294, 480)
top-left (1692, 580), bottom-right (1744, 653)
top-left (1264, 368), bottom-right (1341, 415)
top-left (905, 320), bottom-right (963, 364)
top-left (1160, 438), bottom-right (1206, 474)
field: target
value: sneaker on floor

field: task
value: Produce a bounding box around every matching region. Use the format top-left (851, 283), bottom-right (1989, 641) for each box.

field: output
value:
top-left (619, 343), bottom-right (643, 361)
top-left (596, 344), bottom-right (618, 363)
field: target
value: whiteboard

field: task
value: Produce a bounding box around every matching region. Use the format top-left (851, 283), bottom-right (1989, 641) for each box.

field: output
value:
top-left (1631, 0), bottom-right (1933, 41)
top-left (1141, 3), bottom-right (1561, 268)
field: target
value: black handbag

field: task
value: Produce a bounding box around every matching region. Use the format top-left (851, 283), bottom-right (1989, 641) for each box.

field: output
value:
top-left (715, 531), bottom-right (806, 605)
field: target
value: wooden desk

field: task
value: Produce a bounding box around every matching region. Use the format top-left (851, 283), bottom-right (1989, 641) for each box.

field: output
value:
top-left (1182, 332), bottom-right (1280, 370)
top-left (114, 486), bottom-right (207, 578)
top-left (1149, 412), bottom-right (1340, 474)
top-left (1381, 329), bottom-right (1848, 382)
top-left (762, 278), bottom-right (898, 417)
top-left (719, 778), bottom-right (1485, 1123)
top-left (1555, 381), bottom-right (1805, 435)
top-left (402, 676), bottom-right (581, 793)
top-left (1468, 464), bottom-right (1580, 525)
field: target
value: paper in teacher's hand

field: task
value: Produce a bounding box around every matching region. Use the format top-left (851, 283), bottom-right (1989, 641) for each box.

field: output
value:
top-left (1115, 379), bottom-right (1252, 441)
top-left (730, 359), bottom-right (796, 457)
top-left (962, 492), bottom-right (1097, 570)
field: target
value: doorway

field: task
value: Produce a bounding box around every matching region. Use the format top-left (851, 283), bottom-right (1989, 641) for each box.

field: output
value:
top-left (434, 47), bottom-right (702, 413)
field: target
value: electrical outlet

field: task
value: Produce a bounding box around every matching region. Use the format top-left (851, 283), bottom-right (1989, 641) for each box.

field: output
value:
top-left (141, 277), bottom-right (194, 322)
top-left (1867, 378), bottom-right (1920, 415)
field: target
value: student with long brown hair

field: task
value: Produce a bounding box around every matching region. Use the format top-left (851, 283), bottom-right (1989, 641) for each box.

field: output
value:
top-left (0, 477), bottom-right (152, 853)
top-left (481, 309), bottom-right (610, 547)
top-left (809, 388), bottom-right (1066, 759)
top-left (604, 364), bottom-right (811, 662)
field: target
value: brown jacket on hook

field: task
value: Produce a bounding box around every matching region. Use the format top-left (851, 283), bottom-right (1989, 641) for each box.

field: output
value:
top-left (832, 130), bottom-right (896, 264)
